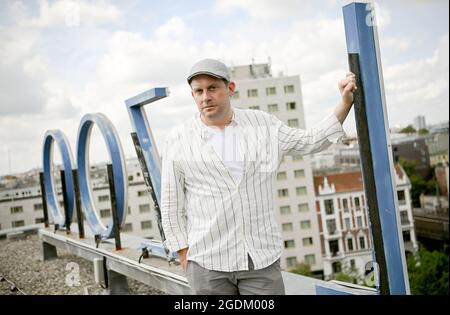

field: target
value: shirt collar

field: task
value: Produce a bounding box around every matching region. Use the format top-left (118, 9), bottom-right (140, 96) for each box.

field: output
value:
top-left (194, 107), bottom-right (243, 140)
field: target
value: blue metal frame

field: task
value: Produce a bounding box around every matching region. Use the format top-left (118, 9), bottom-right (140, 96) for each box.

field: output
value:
top-left (343, 2), bottom-right (410, 294)
top-left (42, 130), bottom-right (75, 227)
top-left (125, 87), bottom-right (169, 205)
top-left (76, 113), bottom-right (128, 239)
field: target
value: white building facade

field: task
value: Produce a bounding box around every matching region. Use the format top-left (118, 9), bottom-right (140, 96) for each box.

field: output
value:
top-left (314, 165), bottom-right (418, 280)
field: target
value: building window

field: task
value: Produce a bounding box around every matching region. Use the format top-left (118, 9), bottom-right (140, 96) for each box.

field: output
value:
top-left (284, 239), bottom-right (296, 249)
top-left (304, 254), bottom-right (316, 266)
top-left (35, 218), bottom-right (45, 224)
top-left (342, 199), bottom-right (349, 212)
top-left (329, 240), bottom-right (339, 256)
top-left (98, 195), bottom-right (109, 202)
top-left (284, 85), bottom-right (295, 94)
top-left (400, 211), bottom-right (409, 225)
top-left (139, 204), bottom-right (151, 213)
top-left (247, 89), bottom-right (258, 98)
top-left (332, 262), bottom-right (342, 273)
top-left (11, 220), bottom-right (25, 228)
top-left (100, 209), bottom-right (111, 218)
top-left (359, 236), bottom-right (366, 249)
top-left (324, 199), bottom-right (334, 215)
top-left (249, 105), bottom-right (259, 110)
top-left (278, 189), bottom-right (289, 198)
top-left (300, 220), bottom-right (311, 229)
top-left (128, 175), bottom-right (134, 181)
top-left (10, 206), bottom-right (23, 214)
top-left (277, 172), bottom-right (287, 180)
top-left (294, 169), bottom-right (305, 178)
top-left (34, 204), bottom-right (43, 211)
top-left (233, 91), bottom-right (240, 99)
top-left (268, 104), bottom-right (278, 112)
top-left (356, 216), bottom-right (363, 228)
top-left (280, 206), bottom-right (291, 215)
top-left (292, 155), bottom-right (303, 161)
top-left (286, 102), bottom-right (296, 111)
top-left (282, 222), bottom-right (293, 232)
top-left (286, 256), bottom-right (297, 268)
top-left (298, 203), bottom-right (309, 212)
top-left (403, 230), bottom-right (411, 242)
top-left (302, 237), bottom-right (313, 246)
top-left (354, 197), bottom-right (361, 211)
top-left (296, 186), bottom-right (307, 196)
top-left (345, 218), bottom-right (351, 230)
top-left (397, 190), bottom-right (406, 205)
top-left (326, 219), bottom-right (337, 235)
top-left (137, 190), bottom-right (148, 197)
top-left (266, 87), bottom-right (276, 96)
top-left (347, 238), bottom-right (354, 251)
top-left (128, 207), bottom-right (132, 214)
top-left (141, 220), bottom-right (152, 230)
top-left (122, 223), bottom-right (133, 232)
top-left (288, 119), bottom-right (299, 128)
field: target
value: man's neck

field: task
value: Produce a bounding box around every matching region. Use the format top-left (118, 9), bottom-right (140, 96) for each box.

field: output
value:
top-left (201, 108), bottom-right (234, 129)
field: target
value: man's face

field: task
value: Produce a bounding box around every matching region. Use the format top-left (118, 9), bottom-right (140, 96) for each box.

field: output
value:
top-left (190, 75), bottom-right (235, 121)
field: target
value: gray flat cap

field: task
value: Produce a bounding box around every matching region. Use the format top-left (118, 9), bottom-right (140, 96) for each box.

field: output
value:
top-left (187, 58), bottom-right (230, 84)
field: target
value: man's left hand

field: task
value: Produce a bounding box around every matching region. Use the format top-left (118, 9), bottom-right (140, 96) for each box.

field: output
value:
top-left (339, 72), bottom-right (358, 107)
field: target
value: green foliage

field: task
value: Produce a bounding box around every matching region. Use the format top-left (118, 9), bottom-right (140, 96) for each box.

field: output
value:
top-left (329, 262), bottom-right (363, 285)
top-left (400, 125), bottom-right (417, 133)
top-left (418, 128), bottom-right (429, 135)
top-left (399, 158), bottom-right (437, 207)
top-left (288, 262), bottom-right (314, 277)
top-left (407, 245), bottom-right (449, 295)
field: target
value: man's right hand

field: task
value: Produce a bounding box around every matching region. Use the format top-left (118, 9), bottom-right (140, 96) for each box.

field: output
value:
top-left (178, 247), bottom-right (189, 271)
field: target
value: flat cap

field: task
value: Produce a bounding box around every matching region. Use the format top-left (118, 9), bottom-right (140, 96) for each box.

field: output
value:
top-left (187, 58), bottom-right (230, 84)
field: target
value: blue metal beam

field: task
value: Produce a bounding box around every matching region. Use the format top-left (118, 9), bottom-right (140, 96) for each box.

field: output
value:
top-left (343, 2), bottom-right (410, 294)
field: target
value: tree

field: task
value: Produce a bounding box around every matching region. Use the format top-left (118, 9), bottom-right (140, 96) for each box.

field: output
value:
top-left (407, 245), bottom-right (449, 295)
top-left (329, 262), bottom-right (363, 285)
top-left (288, 262), bottom-right (315, 277)
top-left (399, 158), bottom-right (437, 207)
top-left (418, 128), bottom-right (429, 135)
top-left (400, 125), bottom-right (417, 134)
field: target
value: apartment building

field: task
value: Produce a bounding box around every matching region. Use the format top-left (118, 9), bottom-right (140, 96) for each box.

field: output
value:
top-left (229, 62), bottom-right (323, 273)
top-left (313, 165), bottom-right (418, 280)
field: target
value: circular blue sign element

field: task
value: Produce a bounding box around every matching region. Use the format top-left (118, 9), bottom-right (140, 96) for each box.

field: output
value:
top-left (42, 130), bottom-right (75, 227)
top-left (76, 113), bottom-right (128, 239)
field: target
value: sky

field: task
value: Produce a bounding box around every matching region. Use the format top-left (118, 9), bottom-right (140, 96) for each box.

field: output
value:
top-left (0, 0), bottom-right (448, 176)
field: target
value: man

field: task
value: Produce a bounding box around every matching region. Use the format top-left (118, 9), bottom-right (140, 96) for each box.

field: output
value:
top-left (161, 58), bottom-right (357, 295)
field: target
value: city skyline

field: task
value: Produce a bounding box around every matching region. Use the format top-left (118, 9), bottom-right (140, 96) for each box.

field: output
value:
top-left (0, 0), bottom-right (448, 176)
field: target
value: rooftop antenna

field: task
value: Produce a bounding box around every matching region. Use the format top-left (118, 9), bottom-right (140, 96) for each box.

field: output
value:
top-left (8, 149), bottom-right (12, 175)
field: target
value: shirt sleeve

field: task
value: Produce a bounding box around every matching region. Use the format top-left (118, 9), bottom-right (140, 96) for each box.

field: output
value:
top-left (160, 131), bottom-right (188, 252)
top-left (269, 112), bottom-right (345, 155)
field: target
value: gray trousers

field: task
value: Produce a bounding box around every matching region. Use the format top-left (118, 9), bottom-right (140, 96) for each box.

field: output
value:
top-left (185, 256), bottom-right (285, 295)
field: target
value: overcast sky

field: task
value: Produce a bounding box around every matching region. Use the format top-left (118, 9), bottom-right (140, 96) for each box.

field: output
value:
top-left (0, 0), bottom-right (448, 176)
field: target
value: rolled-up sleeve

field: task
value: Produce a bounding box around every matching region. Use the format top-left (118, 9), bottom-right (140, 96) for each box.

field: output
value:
top-left (271, 112), bottom-right (344, 155)
top-left (161, 133), bottom-right (188, 252)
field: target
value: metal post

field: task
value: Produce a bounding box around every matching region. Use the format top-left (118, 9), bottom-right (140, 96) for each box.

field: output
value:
top-left (125, 88), bottom-right (169, 250)
top-left (343, 2), bottom-right (410, 294)
top-left (39, 172), bottom-right (49, 228)
top-left (60, 170), bottom-right (71, 234)
top-left (107, 164), bottom-right (122, 250)
top-left (131, 132), bottom-right (167, 247)
top-left (72, 169), bottom-right (85, 239)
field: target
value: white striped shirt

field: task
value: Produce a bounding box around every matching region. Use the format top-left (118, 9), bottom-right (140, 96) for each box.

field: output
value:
top-left (161, 108), bottom-right (344, 272)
